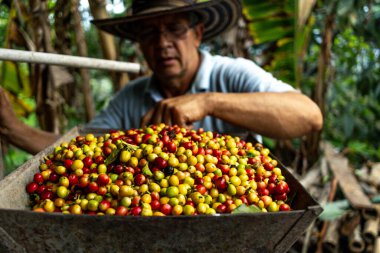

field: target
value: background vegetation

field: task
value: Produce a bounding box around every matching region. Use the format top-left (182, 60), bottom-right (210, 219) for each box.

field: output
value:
top-left (0, 0), bottom-right (379, 176)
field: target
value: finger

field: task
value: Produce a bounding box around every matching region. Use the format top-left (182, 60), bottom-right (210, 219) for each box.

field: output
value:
top-left (151, 101), bottom-right (165, 125)
top-left (172, 107), bottom-right (187, 127)
top-left (140, 108), bottom-right (155, 128)
top-left (163, 104), bottom-right (173, 126)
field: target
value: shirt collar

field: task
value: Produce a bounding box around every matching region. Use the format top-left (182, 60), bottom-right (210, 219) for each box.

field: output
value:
top-left (192, 49), bottom-right (213, 92)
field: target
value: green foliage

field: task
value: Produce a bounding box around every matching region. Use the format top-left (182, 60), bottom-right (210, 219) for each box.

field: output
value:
top-left (0, 5), bottom-right (8, 45)
top-left (4, 104), bottom-right (37, 176)
top-left (243, 0), bottom-right (296, 85)
top-left (4, 148), bottom-right (32, 175)
top-left (86, 26), bottom-right (105, 59)
top-left (326, 28), bottom-right (380, 166)
top-left (0, 3), bottom-right (36, 174)
top-left (305, 0), bottom-right (380, 168)
top-left (90, 72), bottom-right (114, 112)
top-left (0, 62), bottom-right (31, 98)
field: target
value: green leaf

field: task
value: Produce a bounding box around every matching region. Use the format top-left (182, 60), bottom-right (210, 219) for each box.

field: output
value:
top-left (348, 141), bottom-right (368, 151)
top-left (249, 17), bottom-right (294, 31)
top-left (104, 148), bottom-right (121, 166)
top-left (262, 137), bottom-right (275, 150)
top-left (142, 164), bottom-right (153, 177)
top-left (0, 61), bottom-right (31, 96)
top-left (232, 204), bottom-right (262, 214)
top-left (319, 194), bottom-right (380, 221)
top-left (242, 0), bottom-right (297, 84)
top-left (249, 25), bottom-right (293, 44)
top-left (337, 0), bottom-right (354, 16)
top-left (104, 140), bottom-right (138, 165)
top-left (243, 3), bottom-right (284, 20)
top-left (342, 113), bottom-right (354, 138)
top-left (318, 199), bottom-right (350, 221)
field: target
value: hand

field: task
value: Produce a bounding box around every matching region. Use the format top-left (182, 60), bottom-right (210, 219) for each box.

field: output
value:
top-left (0, 87), bottom-right (21, 137)
top-left (140, 93), bottom-right (211, 128)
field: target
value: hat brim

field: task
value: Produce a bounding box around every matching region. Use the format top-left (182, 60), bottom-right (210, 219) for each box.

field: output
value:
top-left (91, 0), bottom-right (242, 42)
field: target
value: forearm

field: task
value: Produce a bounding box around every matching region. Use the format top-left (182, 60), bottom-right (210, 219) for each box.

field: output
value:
top-left (209, 92), bottom-right (323, 139)
top-left (2, 122), bottom-right (60, 155)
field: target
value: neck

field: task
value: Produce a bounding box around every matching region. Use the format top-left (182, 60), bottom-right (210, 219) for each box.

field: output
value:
top-left (158, 79), bottom-right (189, 98)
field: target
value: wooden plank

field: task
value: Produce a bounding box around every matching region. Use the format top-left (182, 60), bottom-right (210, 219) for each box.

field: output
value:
top-left (324, 142), bottom-right (373, 209)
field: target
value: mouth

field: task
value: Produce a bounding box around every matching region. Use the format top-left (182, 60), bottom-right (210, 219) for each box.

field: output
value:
top-left (157, 57), bottom-right (177, 66)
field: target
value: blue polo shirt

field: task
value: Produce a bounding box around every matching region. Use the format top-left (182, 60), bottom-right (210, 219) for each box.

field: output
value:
top-left (86, 50), bottom-right (295, 137)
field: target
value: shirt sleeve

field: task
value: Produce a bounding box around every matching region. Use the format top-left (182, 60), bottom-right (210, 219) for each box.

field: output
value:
top-left (226, 57), bottom-right (295, 93)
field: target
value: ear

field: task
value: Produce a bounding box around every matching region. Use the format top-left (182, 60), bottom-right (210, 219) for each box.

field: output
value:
top-left (193, 23), bottom-right (204, 47)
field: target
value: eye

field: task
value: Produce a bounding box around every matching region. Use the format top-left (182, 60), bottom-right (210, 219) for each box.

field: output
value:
top-left (166, 24), bottom-right (188, 36)
top-left (138, 27), bottom-right (157, 40)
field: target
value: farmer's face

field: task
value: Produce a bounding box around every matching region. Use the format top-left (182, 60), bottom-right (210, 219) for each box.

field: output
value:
top-left (137, 14), bottom-right (203, 82)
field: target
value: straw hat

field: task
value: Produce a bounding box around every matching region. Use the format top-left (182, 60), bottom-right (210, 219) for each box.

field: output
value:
top-left (91, 0), bottom-right (242, 42)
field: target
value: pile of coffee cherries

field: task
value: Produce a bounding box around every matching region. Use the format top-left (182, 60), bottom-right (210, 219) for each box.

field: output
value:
top-left (26, 124), bottom-right (291, 216)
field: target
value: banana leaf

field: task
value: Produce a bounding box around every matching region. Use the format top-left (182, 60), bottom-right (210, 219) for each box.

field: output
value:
top-left (242, 0), bottom-right (296, 84)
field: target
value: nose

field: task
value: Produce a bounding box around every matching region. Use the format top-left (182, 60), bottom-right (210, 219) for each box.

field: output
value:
top-left (157, 28), bottom-right (173, 48)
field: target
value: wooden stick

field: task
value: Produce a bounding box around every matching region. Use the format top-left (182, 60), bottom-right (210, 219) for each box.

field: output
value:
top-left (301, 220), bottom-right (316, 253)
top-left (324, 142), bottom-right (373, 210)
top-left (365, 244), bottom-right (373, 253)
top-left (340, 211), bottom-right (361, 237)
top-left (374, 237), bottom-right (380, 253)
top-left (316, 178), bottom-right (338, 253)
top-left (299, 166), bottom-right (321, 189)
top-left (362, 204), bottom-right (380, 220)
top-left (363, 218), bottom-right (379, 244)
top-left (0, 48), bottom-right (141, 73)
top-left (322, 219), bottom-right (339, 253)
top-left (349, 224), bottom-right (365, 253)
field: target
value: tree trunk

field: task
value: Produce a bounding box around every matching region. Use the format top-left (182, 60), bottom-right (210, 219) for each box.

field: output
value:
top-left (88, 0), bottom-right (130, 91)
top-left (30, 0), bottom-right (61, 133)
top-left (301, 1), bottom-right (337, 171)
top-left (296, 0), bottom-right (318, 89)
top-left (72, 0), bottom-right (95, 121)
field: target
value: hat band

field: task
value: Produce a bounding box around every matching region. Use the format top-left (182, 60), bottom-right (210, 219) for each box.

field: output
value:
top-left (133, 0), bottom-right (194, 15)
top-left (137, 6), bottom-right (184, 15)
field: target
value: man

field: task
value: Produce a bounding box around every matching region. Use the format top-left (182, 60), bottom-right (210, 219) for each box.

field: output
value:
top-left (0, 0), bottom-right (323, 155)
